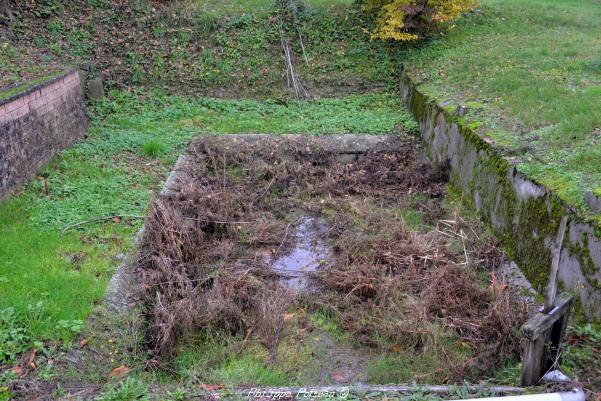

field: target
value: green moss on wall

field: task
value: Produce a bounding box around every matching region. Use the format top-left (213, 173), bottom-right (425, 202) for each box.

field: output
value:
top-left (400, 71), bottom-right (600, 319)
top-left (568, 232), bottom-right (601, 291)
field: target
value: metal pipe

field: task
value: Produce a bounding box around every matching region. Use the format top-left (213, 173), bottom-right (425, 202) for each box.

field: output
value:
top-left (221, 385), bottom-right (586, 401)
top-left (229, 385), bottom-right (526, 397)
top-left (457, 389), bottom-right (585, 401)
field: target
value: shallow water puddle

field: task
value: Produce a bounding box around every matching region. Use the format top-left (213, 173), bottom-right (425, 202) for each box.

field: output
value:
top-left (271, 217), bottom-right (330, 288)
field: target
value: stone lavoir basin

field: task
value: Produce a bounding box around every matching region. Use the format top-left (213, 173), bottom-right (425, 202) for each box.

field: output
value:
top-left (109, 134), bottom-right (534, 386)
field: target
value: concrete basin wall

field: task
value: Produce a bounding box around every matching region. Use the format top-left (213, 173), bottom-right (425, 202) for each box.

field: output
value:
top-left (400, 72), bottom-right (601, 320)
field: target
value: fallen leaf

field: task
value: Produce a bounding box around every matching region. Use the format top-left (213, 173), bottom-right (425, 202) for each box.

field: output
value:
top-left (79, 338), bottom-right (89, 348)
top-left (109, 365), bottom-right (129, 377)
top-left (331, 371), bottom-right (347, 383)
top-left (200, 383), bottom-right (224, 391)
top-left (27, 349), bottom-right (37, 369)
top-left (488, 272), bottom-right (508, 294)
top-left (10, 366), bottom-right (25, 376)
top-left (112, 216), bottom-right (122, 224)
top-left (283, 313), bottom-right (295, 321)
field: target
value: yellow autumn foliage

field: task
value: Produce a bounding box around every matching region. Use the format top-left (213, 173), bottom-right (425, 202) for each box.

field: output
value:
top-left (363, 0), bottom-right (477, 42)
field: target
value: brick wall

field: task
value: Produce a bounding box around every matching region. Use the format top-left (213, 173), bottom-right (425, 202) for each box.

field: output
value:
top-left (0, 70), bottom-right (88, 199)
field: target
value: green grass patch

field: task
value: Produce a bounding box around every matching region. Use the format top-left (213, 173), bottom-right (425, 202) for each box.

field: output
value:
top-left (403, 0), bottom-right (601, 213)
top-left (367, 351), bottom-right (455, 384)
top-left (367, 338), bottom-right (472, 384)
top-left (309, 310), bottom-right (344, 341)
top-left (488, 361), bottom-right (522, 386)
top-left (0, 198), bottom-right (134, 348)
top-left (176, 332), bottom-right (316, 386)
top-left (0, 40), bottom-right (65, 93)
top-left (94, 90), bottom-right (415, 138)
top-left (193, 0), bottom-right (353, 16)
top-left (395, 208), bottom-right (426, 230)
top-left (140, 139), bottom-right (167, 158)
top-left (97, 377), bottom-right (149, 401)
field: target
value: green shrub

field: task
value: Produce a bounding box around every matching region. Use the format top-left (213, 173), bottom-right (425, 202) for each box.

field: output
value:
top-left (46, 20), bottom-right (63, 34)
top-left (55, 319), bottom-right (85, 344)
top-left (0, 308), bottom-right (30, 364)
top-left (360, 0), bottom-right (477, 42)
top-left (30, 0), bottom-right (63, 18)
top-left (0, 389), bottom-right (13, 400)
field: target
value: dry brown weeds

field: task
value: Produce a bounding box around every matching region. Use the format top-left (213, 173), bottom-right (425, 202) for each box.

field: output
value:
top-left (135, 136), bottom-right (526, 379)
top-left (315, 207), bottom-right (526, 379)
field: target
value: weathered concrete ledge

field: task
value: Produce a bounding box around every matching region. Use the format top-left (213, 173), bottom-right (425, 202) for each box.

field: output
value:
top-left (400, 72), bottom-right (601, 320)
top-left (104, 155), bottom-right (187, 313)
top-left (196, 133), bottom-right (408, 155)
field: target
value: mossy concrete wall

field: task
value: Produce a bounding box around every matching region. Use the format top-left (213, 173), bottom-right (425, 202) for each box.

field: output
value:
top-left (400, 72), bottom-right (601, 320)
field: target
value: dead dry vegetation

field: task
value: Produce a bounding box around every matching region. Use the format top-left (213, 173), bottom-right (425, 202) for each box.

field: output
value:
top-left (134, 135), bottom-right (527, 382)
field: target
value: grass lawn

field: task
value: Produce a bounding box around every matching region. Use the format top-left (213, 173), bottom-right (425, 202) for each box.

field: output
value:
top-left (403, 0), bottom-right (601, 216)
top-left (0, 90), bottom-right (414, 356)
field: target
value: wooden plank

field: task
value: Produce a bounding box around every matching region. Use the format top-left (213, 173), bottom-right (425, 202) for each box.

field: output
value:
top-left (522, 295), bottom-right (573, 340)
top-left (521, 335), bottom-right (546, 386)
top-left (544, 215), bottom-right (568, 312)
top-left (520, 294), bottom-right (573, 386)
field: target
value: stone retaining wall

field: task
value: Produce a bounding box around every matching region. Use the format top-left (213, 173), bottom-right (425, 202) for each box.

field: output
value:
top-left (0, 70), bottom-right (88, 199)
top-left (400, 72), bottom-right (601, 320)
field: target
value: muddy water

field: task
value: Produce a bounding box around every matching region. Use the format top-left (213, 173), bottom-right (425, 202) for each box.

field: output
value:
top-left (271, 217), bottom-right (330, 288)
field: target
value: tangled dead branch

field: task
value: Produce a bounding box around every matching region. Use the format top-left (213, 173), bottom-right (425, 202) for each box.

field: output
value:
top-left (275, 0), bottom-right (310, 99)
top-left (279, 21), bottom-right (310, 100)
